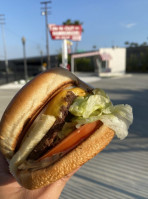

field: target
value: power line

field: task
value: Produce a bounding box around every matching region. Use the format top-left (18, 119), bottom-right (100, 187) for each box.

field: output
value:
top-left (40, 1), bottom-right (51, 69)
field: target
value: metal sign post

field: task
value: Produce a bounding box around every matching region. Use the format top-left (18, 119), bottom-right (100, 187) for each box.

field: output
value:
top-left (62, 39), bottom-right (68, 68)
top-left (48, 24), bottom-right (82, 70)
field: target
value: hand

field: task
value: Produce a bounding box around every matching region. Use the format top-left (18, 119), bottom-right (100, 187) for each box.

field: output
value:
top-left (0, 152), bottom-right (78, 199)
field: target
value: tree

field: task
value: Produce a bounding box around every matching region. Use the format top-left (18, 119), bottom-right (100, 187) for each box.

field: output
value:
top-left (62, 19), bottom-right (84, 52)
top-left (130, 42), bottom-right (139, 47)
top-left (63, 19), bottom-right (73, 25)
top-left (62, 19), bottom-right (83, 31)
top-left (92, 45), bottom-right (97, 50)
top-left (124, 41), bottom-right (130, 46)
top-left (140, 42), bottom-right (147, 46)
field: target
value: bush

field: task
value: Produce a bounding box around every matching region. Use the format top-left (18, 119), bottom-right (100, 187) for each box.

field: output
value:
top-left (75, 58), bottom-right (94, 72)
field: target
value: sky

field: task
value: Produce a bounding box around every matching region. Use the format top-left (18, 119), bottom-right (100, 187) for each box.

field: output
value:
top-left (0, 0), bottom-right (148, 59)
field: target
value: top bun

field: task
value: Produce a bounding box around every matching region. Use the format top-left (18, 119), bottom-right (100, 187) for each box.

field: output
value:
top-left (0, 67), bottom-right (79, 159)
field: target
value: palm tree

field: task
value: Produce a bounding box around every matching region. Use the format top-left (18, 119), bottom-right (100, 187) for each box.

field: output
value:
top-left (62, 19), bottom-right (84, 52)
top-left (124, 41), bottom-right (129, 46)
top-left (63, 19), bottom-right (73, 25)
top-left (62, 19), bottom-right (84, 31)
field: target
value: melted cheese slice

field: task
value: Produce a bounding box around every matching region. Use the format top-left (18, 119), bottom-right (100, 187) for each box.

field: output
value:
top-left (10, 87), bottom-right (86, 174)
top-left (45, 87), bottom-right (86, 117)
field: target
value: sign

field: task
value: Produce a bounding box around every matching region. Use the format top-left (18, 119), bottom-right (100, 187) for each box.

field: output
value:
top-left (71, 51), bottom-right (112, 73)
top-left (71, 51), bottom-right (112, 60)
top-left (49, 24), bottom-right (82, 41)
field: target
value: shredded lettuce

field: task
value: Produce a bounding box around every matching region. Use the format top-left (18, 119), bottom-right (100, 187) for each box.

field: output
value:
top-left (69, 89), bottom-right (133, 140)
top-left (58, 122), bottom-right (76, 139)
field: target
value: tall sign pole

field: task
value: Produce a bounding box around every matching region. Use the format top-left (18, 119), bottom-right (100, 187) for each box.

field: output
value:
top-left (0, 14), bottom-right (9, 82)
top-left (49, 24), bottom-right (82, 70)
top-left (62, 39), bottom-right (68, 68)
top-left (40, 1), bottom-right (51, 69)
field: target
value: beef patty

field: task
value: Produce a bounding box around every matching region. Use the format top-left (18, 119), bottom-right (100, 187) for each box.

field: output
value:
top-left (28, 91), bottom-right (76, 160)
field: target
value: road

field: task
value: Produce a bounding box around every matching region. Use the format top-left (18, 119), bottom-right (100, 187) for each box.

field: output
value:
top-left (0, 74), bottom-right (148, 199)
top-left (90, 74), bottom-right (148, 137)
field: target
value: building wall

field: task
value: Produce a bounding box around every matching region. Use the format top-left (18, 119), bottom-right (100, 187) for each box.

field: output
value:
top-left (0, 55), bottom-right (59, 85)
top-left (99, 47), bottom-right (126, 74)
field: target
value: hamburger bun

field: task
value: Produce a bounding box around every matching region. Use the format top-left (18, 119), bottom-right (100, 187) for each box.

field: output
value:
top-left (0, 67), bottom-right (115, 189)
top-left (0, 67), bottom-right (79, 159)
top-left (15, 125), bottom-right (114, 189)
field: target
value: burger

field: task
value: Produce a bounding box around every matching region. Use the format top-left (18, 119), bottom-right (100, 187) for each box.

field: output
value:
top-left (0, 67), bottom-right (133, 189)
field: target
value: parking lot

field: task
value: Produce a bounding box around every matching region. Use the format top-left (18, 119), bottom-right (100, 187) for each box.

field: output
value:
top-left (0, 74), bottom-right (148, 199)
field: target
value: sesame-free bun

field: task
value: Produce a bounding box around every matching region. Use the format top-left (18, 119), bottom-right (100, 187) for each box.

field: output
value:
top-left (0, 67), bottom-right (79, 159)
top-left (0, 67), bottom-right (114, 190)
top-left (14, 125), bottom-right (114, 189)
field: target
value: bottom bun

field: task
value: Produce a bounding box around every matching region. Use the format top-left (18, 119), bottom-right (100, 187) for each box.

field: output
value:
top-left (15, 124), bottom-right (114, 189)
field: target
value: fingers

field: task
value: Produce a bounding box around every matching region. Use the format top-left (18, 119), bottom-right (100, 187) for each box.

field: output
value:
top-left (0, 152), bottom-right (16, 185)
top-left (0, 151), bottom-right (9, 173)
top-left (60, 167), bottom-right (80, 183)
top-left (40, 167), bottom-right (81, 199)
top-left (0, 150), bottom-right (80, 199)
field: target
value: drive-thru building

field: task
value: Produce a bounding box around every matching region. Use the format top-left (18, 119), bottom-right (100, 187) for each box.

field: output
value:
top-left (71, 47), bottom-right (126, 76)
top-left (99, 47), bottom-right (126, 75)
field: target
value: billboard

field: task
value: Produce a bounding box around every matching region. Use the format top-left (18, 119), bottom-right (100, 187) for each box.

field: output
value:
top-left (49, 24), bottom-right (82, 41)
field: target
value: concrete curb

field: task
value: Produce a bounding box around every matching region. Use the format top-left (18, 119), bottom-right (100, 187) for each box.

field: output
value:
top-left (0, 74), bottom-right (132, 89)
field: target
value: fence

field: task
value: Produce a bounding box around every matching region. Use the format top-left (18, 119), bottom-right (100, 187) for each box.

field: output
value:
top-left (0, 55), bottom-right (59, 85)
top-left (0, 72), bottom-right (26, 85)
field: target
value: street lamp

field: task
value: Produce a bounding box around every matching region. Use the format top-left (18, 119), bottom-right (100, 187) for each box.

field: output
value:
top-left (0, 14), bottom-right (9, 83)
top-left (21, 37), bottom-right (28, 81)
top-left (40, 1), bottom-right (51, 69)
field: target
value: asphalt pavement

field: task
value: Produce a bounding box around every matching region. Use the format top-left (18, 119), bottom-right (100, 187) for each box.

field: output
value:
top-left (61, 74), bottom-right (148, 199)
top-left (0, 74), bottom-right (148, 199)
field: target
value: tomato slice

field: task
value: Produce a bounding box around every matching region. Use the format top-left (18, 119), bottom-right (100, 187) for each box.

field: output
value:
top-left (39, 120), bottom-right (102, 161)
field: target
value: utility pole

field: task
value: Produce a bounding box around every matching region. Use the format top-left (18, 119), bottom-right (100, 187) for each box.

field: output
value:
top-left (40, 1), bottom-right (51, 69)
top-left (21, 37), bottom-right (28, 82)
top-left (40, 50), bottom-right (43, 66)
top-left (0, 14), bottom-right (9, 82)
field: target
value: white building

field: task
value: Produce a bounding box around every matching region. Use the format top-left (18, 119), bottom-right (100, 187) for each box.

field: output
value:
top-left (99, 47), bottom-right (126, 75)
top-left (70, 47), bottom-right (126, 76)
